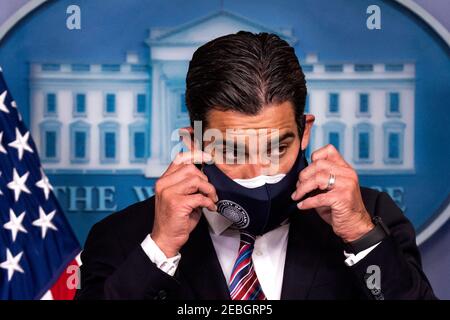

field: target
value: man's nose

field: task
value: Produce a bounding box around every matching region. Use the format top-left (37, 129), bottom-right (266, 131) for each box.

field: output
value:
top-left (239, 164), bottom-right (273, 179)
top-left (241, 164), bottom-right (260, 179)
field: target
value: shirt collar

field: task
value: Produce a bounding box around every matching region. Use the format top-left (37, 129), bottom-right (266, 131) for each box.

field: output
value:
top-left (202, 208), bottom-right (234, 235)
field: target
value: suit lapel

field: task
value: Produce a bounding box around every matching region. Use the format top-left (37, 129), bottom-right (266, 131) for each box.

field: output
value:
top-left (281, 209), bottom-right (327, 299)
top-left (178, 216), bottom-right (230, 300)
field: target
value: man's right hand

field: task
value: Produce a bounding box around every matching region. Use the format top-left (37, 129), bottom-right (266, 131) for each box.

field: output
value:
top-left (151, 151), bottom-right (218, 258)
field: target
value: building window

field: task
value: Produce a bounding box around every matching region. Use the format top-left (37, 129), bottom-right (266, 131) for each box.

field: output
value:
top-left (325, 64), bottom-right (343, 72)
top-left (71, 64), bottom-right (90, 72)
top-left (45, 93), bottom-right (57, 116)
top-left (358, 132), bottom-right (370, 159)
top-left (74, 93), bottom-right (86, 116)
top-left (75, 132), bottom-right (87, 158)
top-left (353, 123), bottom-right (374, 164)
top-left (99, 121), bottom-right (120, 163)
top-left (136, 93), bottom-right (146, 114)
top-left (388, 133), bottom-right (400, 158)
top-left (42, 64), bottom-right (60, 71)
top-left (39, 120), bottom-right (61, 163)
top-left (180, 93), bottom-right (187, 113)
top-left (302, 64), bottom-right (313, 72)
top-left (105, 93), bottom-right (116, 115)
top-left (131, 65), bottom-right (148, 72)
top-left (354, 64), bottom-right (373, 72)
top-left (385, 64), bottom-right (404, 72)
top-left (323, 121), bottom-right (345, 154)
top-left (357, 93), bottom-right (370, 117)
top-left (70, 120), bottom-right (90, 163)
top-left (328, 93), bottom-right (339, 115)
top-left (105, 132), bottom-right (116, 158)
top-left (45, 131), bottom-right (57, 158)
top-left (101, 64), bottom-right (120, 72)
top-left (387, 92), bottom-right (401, 116)
top-left (383, 121), bottom-right (406, 164)
top-left (129, 121), bottom-right (148, 162)
top-left (329, 132), bottom-right (340, 151)
top-left (134, 132), bottom-right (145, 158)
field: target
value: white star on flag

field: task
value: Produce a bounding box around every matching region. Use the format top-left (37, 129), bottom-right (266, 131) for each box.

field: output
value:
top-left (32, 206), bottom-right (58, 239)
top-left (0, 131), bottom-right (7, 154)
top-left (0, 90), bottom-right (9, 114)
top-left (35, 169), bottom-right (53, 200)
top-left (7, 169), bottom-right (31, 202)
top-left (0, 249), bottom-right (24, 282)
top-left (8, 128), bottom-right (33, 160)
top-left (3, 209), bottom-right (28, 242)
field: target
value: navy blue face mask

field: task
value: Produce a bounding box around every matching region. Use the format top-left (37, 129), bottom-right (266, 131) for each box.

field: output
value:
top-left (202, 148), bottom-right (307, 236)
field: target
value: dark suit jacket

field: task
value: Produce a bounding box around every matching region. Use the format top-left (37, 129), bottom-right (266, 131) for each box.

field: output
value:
top-left (75, 187), bottom-right (436, 300)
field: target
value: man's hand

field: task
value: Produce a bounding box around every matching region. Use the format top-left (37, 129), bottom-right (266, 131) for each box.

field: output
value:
top-left (291, 144), bottom-right (374, 242)
top-left (152, 151), bottom-right (218, 257)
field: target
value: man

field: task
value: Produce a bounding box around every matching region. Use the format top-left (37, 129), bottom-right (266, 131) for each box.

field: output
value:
top-left (75, 32), bottom-right (435, 300)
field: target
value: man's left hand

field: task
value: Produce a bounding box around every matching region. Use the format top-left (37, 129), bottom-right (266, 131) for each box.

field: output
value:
top-left (291, 144), bottom-right (374, 242)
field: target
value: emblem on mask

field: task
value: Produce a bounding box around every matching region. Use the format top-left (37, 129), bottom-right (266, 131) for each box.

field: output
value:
top-left (216, 200), bottom-right (250, 229)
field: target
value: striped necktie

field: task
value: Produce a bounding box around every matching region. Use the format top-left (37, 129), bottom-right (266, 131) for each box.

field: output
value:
top-left (228, 232), bottom-right (267, 300)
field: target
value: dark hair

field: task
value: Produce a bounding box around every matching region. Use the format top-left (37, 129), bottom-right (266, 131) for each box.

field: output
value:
top-left (185, 31), bottom-right (307, 134)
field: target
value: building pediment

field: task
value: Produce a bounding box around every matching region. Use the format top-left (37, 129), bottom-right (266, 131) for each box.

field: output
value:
top-left (147, 10), bottom-right (297, 47)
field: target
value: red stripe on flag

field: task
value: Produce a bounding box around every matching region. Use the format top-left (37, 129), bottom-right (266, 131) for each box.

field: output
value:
top-left (49, 259), bottom-right (79, 300)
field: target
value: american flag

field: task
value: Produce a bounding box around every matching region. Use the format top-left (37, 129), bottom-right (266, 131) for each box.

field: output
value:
top-left (0, 67), bottom-right (80, 300)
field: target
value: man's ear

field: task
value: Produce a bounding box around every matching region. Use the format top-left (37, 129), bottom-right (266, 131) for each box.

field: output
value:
top-left (301, 114), bottom-right (315, 151)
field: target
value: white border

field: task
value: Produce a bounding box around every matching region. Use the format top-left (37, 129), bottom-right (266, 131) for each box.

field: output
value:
top-left (0, 0), bottom-right (448, 245)
top-left (395, 0), bottom-right (450, 46)
top-left (417, 200), bottom-right (450, 245)
top-left (0, 0), bottom-right (48, 40)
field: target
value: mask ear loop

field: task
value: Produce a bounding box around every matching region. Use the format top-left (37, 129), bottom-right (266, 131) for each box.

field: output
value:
top-left (190, 129), bottom-right (204, 171)
top-left (299, 115), bottom-right (306, 150)
top-left (299, 115), bottom-right (309, 167)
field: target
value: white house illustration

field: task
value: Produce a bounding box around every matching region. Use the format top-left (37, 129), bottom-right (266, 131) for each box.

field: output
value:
top-left (29, 10), bottom-right (415, 177)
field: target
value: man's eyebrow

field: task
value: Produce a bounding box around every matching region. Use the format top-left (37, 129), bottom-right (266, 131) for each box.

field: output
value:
top-left (213, 131), bottom-right (296, 151)
top-left (270, 132), bottom-right (296, 145)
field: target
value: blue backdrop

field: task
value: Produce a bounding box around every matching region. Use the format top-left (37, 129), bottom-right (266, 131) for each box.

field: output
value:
top-left (0, 0), bottom-right (449, 297)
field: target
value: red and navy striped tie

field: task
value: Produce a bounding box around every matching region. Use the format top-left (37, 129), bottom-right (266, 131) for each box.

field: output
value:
top-left (228, 232), bottom-right (267, 300)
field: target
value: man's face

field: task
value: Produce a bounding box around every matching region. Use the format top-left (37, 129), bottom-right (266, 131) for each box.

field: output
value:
top-left (204, 101), bottom-right (314, 179)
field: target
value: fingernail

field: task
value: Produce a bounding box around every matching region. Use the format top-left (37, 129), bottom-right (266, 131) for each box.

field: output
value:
top-left (297, 201), bottom-right (303, 209)
top-left (291, 191), bottom-right (297, 200)
top-left (215, 195), bottom-right (219, 202)
top-left (213, 205), bottom-right (218, 212)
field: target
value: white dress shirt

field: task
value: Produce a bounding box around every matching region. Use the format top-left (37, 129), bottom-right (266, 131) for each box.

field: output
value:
top-left (141, 208), bottom-right (380, 299)
top-left (203, 208), bottom-right (290, 299)
top-left (141, 234), bottom-right (181, 276)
